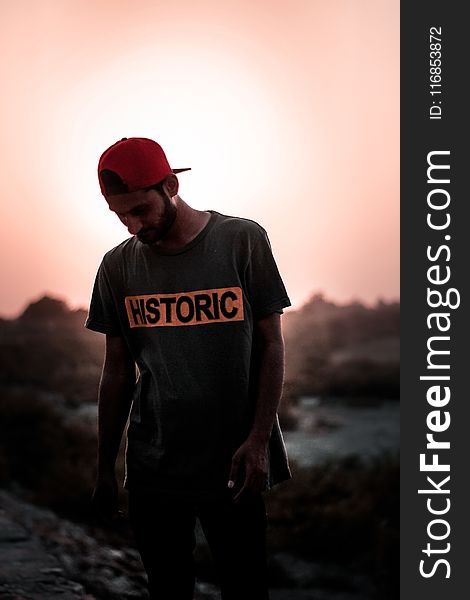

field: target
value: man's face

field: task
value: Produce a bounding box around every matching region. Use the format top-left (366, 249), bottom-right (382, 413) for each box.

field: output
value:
top-left (106, 186), bottom-right (177, 244)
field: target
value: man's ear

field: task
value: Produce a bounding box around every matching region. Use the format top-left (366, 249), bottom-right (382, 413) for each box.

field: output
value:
top-left (163, 174), bottom-right (179, 197)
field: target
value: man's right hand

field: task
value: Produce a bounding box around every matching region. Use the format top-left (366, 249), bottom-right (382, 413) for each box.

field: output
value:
top-left (91, 473), bottom-right (119, 520)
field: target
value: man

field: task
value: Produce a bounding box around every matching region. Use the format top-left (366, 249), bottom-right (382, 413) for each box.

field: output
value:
top-left (86, 137), bottom-right (291, 599)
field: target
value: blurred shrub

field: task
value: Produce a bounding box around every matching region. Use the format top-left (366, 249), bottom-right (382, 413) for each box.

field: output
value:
top-left (0, 308), bottom-right (104, 405)
top-left (282, 295), bottom-right (400, 401)
top-left (0, 387), bottom-right (98, 515)
top-left (320, 359), bottom-right (400, 399)
top-left (266, 454), bottom-right (399, 590)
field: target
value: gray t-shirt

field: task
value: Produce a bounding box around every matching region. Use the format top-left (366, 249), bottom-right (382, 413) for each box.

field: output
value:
top-left (85, 211), bottom-right (291, 496)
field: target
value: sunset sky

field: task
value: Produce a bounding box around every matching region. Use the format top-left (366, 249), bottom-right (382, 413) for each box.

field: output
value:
top-left (0, 0), bottom-right (399, 318)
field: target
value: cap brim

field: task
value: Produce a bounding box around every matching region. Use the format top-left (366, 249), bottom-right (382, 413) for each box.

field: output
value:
top-left (172, 168), bottom-right (191, 174)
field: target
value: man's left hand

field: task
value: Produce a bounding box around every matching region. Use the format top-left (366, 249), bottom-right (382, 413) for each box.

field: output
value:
top-left (228, 437), bottom-right (268, 503)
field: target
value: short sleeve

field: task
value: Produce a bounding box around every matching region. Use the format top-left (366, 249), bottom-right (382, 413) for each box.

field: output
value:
top-left (84, 260), bottom-right (121, 335)
top-left (244, 228), bottom-right (291, 320)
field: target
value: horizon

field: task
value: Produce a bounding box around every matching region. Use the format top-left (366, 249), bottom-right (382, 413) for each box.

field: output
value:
top-left (2, 288), bottom-right (401, 322)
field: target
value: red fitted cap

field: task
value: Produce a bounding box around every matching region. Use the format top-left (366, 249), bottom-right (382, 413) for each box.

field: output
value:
top-left (98, 137), bottom-right (191, 196)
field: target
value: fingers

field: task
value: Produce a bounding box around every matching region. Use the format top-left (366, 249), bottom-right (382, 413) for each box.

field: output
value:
top-left (233, 465), bottom-right (266, 503)
top-left (233, 484), bottom-right (247, 503)
top-left (228, 441), bottom-right (269, 503)
top-left (228, 451), bottom-right (241, 490)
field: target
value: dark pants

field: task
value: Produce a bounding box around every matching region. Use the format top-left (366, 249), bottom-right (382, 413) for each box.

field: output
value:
top-left (128, 489), bottom-right (269, 600)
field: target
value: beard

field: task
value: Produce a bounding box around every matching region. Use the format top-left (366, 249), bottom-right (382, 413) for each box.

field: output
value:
top-left (136, 195), bottom-right (177, 244)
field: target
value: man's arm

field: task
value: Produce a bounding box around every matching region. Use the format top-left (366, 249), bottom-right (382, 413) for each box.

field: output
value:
top-left (91, 333), bottom-right (136, 518)
top-left (228, 312), bottom-right (285, 502)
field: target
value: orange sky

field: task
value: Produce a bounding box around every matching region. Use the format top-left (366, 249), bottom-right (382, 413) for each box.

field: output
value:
top-left (0, 0), bottom-right (399, 318)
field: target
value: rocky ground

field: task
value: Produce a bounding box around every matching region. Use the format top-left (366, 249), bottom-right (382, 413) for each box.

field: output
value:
top-left (0, 489), bottom-right (217, 600)
top-left (0, 489), bottom-right (375, 600)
